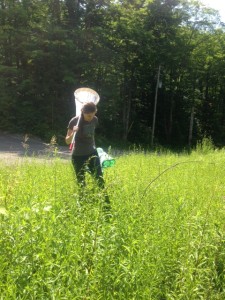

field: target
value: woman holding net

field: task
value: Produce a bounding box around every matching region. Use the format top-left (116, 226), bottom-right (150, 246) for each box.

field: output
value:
top-left (65, 93), bottom-right (110, 209)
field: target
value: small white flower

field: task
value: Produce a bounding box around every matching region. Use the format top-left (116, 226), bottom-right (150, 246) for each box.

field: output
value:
top-left (0, 207), bottom-right (8, 216)
top-left (43, 205), bottom-right (52, 212)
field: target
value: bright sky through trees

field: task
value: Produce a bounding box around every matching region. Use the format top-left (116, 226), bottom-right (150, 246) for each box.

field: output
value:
top-left (201, 0), bottom-right (225, 22)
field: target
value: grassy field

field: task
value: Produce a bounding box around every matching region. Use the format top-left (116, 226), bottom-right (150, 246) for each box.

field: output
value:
top-left (1, 145), bottom-right (225, 299)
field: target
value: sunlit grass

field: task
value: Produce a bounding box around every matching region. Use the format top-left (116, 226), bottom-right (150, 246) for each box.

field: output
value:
top-left (1, 147), bottom-right (225, 299)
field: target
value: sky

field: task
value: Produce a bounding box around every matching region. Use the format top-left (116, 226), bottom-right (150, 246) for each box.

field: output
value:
top-left (200, 0), bottom-right (225, 22)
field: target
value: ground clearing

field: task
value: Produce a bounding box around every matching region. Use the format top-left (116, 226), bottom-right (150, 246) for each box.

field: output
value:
top-left (0, 131), bottom-right (70, 163)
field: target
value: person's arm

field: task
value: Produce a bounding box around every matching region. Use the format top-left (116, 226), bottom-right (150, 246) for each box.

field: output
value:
top-left (65, 125), bottom-right (79, 145)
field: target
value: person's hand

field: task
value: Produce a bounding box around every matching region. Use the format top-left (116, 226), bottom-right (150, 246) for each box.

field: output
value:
top-left (65, 126), bottom-right (79, 145)
top-left (73, 125), bottom-right (79, 132)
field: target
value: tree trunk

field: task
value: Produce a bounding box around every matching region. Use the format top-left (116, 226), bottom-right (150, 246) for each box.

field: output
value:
top-left (122, 88), bottom-right (131, 142)
top-left (188, 106), bottom-right (195, 147)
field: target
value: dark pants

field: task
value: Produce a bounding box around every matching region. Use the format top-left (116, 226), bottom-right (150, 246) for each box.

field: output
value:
top-left (72, 150), bottom-right (110, 206)
top-left (72, 150), bottom-right (104, 188)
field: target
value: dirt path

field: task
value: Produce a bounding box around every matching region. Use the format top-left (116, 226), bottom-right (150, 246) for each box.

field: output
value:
top-left (0, 131), bottom-right (71, 163)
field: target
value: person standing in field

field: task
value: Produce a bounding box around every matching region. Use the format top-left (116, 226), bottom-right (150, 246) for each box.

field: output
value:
top-left (65, 102), bottom-right (110, 207)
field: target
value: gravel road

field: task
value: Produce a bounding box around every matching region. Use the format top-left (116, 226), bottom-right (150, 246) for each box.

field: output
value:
top-left (0, 131), bottom-right (71, 162)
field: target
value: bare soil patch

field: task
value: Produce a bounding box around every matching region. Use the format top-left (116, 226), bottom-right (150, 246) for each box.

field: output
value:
top-left (0, 131), bottom-right (71, 163)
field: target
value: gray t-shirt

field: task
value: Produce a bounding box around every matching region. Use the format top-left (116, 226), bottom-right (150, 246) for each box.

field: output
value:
top-left (68, 116), bottom-right (98, 156)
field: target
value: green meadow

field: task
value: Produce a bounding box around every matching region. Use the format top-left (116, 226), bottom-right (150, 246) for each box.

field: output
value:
top-left (1, 146), bottom-right (225, 299)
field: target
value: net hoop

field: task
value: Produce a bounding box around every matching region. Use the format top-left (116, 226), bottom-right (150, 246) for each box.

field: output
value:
top-left (74, 88), bottom-right (100, 116)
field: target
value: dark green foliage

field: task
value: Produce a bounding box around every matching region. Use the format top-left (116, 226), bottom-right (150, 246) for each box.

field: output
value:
top-left (0, 0), bottom-right (225, 147)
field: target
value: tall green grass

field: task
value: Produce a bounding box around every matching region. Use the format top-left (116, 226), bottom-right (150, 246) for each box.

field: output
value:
top-left (1, 147), bottom-right (225, 299)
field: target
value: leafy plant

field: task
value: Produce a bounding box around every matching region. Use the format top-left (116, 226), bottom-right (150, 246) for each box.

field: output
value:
top-left (1, 148), bottom-right (225, 299)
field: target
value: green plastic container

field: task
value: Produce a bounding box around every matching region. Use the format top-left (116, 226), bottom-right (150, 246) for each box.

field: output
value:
top-left (97, 148), bottom-right (116, 168)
